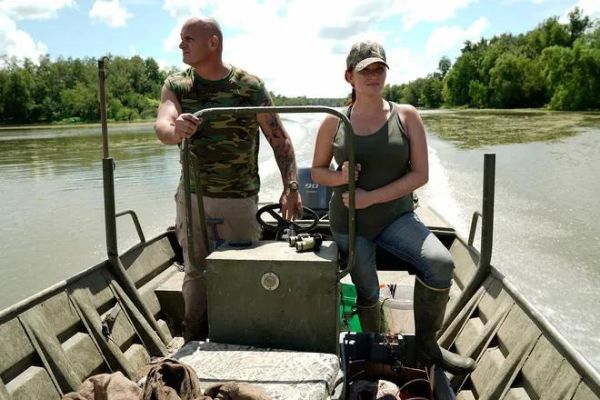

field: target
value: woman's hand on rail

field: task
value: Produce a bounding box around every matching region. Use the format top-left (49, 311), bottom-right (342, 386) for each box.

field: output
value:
top-left (341, 161), bottom-right (361, 183)
top-left (342, 188), bottom-right (373, 209)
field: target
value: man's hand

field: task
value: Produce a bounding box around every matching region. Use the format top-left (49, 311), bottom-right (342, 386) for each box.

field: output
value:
top-left (280, 189), bottom-right (303, 221)
top-left (174, 113), bottom-right (201, 142)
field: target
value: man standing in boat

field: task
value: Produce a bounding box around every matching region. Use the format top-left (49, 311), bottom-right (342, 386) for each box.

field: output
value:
top-left (154, 17), bottom-right (302, 341)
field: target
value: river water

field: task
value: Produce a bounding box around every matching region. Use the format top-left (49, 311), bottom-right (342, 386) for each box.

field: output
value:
top-left (1, 110), bottom-right (599, 371)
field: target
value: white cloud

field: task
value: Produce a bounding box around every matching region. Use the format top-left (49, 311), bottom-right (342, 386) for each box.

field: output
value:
top-left (284, 0), bottom-right (385, 39)
top-left (502, 0), bottom-right (547, 4)
top-left (156, 58), bottom-right (179, 71)
top-left (163, 23), bottom-right (182, 52)
top-left (158, 0), bottom-right (484, 96)
top-left (426, 17), bottom-right (489, 57)
top-left (211, 0), bottom-right (373, 97)
top-left (0, 0), bottom-right (75, 20)
top-left (161, 0), bottom-right (215, 51)
top-left (389, 0), bottom-right (477, 31)
top-left (573, 0), bottom-right (600, 19)
top-left (386, 46), bottom-right (429, 88)
top-left (0, 0), bottom-right (71, 64)
top-left (89, 0), bottom-right (132, 27)
top-left (160, 0), bottom-right (394, 96)
top-left (0, 14), bottom-right (47, 62)
top-left (162, 0), bottom-right (213, 19)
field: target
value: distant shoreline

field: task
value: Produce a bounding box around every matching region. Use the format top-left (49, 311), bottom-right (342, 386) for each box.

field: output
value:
top-left (0, 119), bottom-right (154, 131)
top-left (3, 107), bottom-right (600, 131)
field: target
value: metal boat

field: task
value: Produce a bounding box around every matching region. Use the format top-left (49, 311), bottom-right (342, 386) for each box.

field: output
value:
top-left (1, 60), bottom-right (599, 400)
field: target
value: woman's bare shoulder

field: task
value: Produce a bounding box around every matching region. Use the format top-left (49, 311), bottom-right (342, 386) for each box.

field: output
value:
top-left (393, 103), bottom-right (419, 116)
top-left (392, 103), bottom-right (424, 138)
top-left (319, 114), bottom-right (342, 133)
top-left (393, 103), bottom-right (421, 122)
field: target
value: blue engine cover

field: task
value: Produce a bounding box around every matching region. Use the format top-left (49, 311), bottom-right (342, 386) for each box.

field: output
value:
top-left (296, 167), bottom-right (331, 217)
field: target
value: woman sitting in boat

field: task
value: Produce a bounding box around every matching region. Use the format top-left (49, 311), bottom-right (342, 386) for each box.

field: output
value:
top-left (311, 40), bottom-right (475, 374)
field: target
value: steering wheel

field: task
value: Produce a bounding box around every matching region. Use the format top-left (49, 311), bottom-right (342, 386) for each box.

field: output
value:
top-left (256, 203), bottom-right (320, 238)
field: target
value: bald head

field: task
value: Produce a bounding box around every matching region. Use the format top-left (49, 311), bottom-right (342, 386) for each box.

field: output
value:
top-left (182, 17), bottom-right (223, 52)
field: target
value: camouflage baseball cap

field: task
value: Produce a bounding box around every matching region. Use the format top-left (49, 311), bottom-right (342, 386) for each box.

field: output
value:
top-left (346, 40), bottom-right (389, 71)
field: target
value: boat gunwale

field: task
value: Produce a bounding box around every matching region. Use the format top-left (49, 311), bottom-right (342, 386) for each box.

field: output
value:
top-left (428, 206), bottom-right (600, 392)
top-left (489, 264), bottom-right (600, 393)
top-left (0, 230), bottom-right (176, 323)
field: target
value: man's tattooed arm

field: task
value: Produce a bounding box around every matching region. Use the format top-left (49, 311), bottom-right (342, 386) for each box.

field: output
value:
top-left (256, 99), bottom-right (302, 219)
top-left (256, 103), bottom-right (297, 185)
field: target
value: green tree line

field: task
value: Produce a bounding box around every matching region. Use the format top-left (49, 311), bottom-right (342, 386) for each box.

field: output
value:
top-left (0, 50), bottom-right (345, 124)
top-left (384, 7), bottom-right (600, 110)
top-left (0, 55), bottom-right (169, 124)
top-left (1, 7), bottom-right (598, 124)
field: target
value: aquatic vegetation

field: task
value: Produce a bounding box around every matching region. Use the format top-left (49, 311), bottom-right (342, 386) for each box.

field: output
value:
top-left (421, 109), bottom-right (600, 149)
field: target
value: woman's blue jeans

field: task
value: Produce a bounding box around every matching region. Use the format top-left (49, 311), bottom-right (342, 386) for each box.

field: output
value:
top-left (333, 211), bottom-right (454, 306)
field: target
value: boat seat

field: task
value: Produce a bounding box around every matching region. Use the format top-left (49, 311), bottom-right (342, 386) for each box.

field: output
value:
top-left (173, 340), bottom-right (341, 400)
top-left (154, 267), bottom-right (185, 335)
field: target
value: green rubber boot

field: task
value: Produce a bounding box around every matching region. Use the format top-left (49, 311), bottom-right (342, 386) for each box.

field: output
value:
top-left (414, 277), bottom-right (475, 374)
top-left (357, 301), bottom-right (385, 333)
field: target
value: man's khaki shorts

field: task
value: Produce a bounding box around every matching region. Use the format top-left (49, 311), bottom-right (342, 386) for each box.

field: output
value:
top-left (175, 185), bottom-right (261, 340)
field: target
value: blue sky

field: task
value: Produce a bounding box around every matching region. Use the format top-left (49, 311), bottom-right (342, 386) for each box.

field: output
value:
top-left (1, 0), bottom-right (598, 97)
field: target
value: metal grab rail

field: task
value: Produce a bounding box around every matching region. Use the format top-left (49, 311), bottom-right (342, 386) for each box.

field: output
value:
top-left (97, 58), bottom-right (169, 348)
top-left (181, 106), bottom-right (357, 279)
top-left (443, 153), bottom-right (495, 329)
top-left (116, 210), bottom-right (146, 243)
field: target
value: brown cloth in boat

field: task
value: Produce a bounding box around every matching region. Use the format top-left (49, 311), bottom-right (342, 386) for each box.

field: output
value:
top-left (62, 371), bottom-right (141, 400)
top-left (140, 358), bottom-right (203, 400)
top-left (62, 358), bottom-right (270, 400)
top-left (202, 382), bottom-right (270, 400)
top-left (141, 358), bottom-right (270, 400)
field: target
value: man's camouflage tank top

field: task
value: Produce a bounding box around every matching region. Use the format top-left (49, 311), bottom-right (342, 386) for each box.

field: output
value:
top-left (165, 66), bottom-right (271, 198)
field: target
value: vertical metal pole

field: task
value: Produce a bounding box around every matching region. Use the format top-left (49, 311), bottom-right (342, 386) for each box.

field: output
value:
top-left (345, 118), bottom-right (356, 280)
top-left (181, 140), bottom-right (210, 271)
top-left (443, 153), bottom-right (495, 328)
top-left (98, 58), bottom-right (118, 261)
top-left (336, 114), bottom-right (356, 280)
top-left (193, 155), bottom-right (210, 259)
top-left (97, 59), bottom-right (169, 348)
top-left (99, 59), bottom-right (109, 160)
top-left (479, 154), bottom-right (495, 271)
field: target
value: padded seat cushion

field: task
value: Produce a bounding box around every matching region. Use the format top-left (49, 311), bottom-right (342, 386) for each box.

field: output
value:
top-left (174, 341), bottom-right (340, 400)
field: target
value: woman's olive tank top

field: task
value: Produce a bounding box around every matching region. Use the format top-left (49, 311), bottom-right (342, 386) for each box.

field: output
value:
top-left (330, 102), bottom-right (414, 239)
